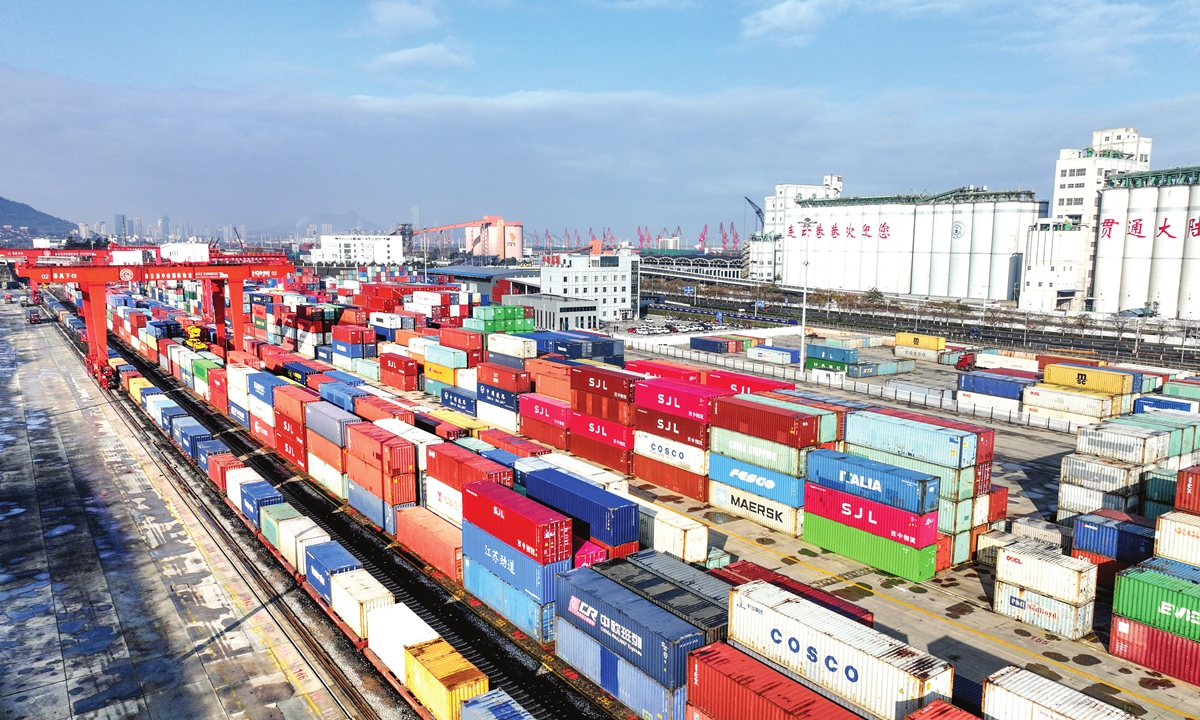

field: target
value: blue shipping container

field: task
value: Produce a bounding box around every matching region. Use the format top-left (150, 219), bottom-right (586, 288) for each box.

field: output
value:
top-left (332, 340), bottom-right (366, 358)
top-left (240, 480), bottom-right (284, 527)
top-left (426, 344), bottom-right (468, 369)
top-left (480, 448), bottom-right (519, 469)
top-left (690, 337), bottom-right (728, 353)
top-left (174, 419), bottom-right (212, 458)
top-left (317, 346), bottom-right (334, 362)
top-left (478, 383), bottom-right (519, 412)
top-left (194, 439), bottom-right (230, 473)
top-left (1136, 396), bottom-right (1199, 413)
top-left (460, 689), bottom-right (538, 720)
top-left (247, 372), bottom-right (288, 404)
top-left (319, 382), bottom-right (369, 413)
top-left (348, 479), bottom-right (387, 528)
top-left (424, 378), bottom-right (451, 401)
top-left (305, 542), bottom-right (362, 604)
top-left (325, 370), bottom-right (365, 387)
top-left (228, 401), bottom-right (251, 429)
top-left (485, 352), bottom-right (526, 371)
top-left (556, 568), bottom-right (705, 690)
top-left (526, 469), bottom-right (638, 547)
top-left (806, 449), bottom-right (940, 515)
top-left (1139, 556), bottom-right (1200, 584)
top-left (707, 453), bottom-right (804, 508)
top-left (1073, 513), bottom-right (1156, 564)
top-left (160, 404), bottom-right (188, 432)
top-left (957, 371), bottom-right (1037, 401)
top-left (513, 457), bottom-right (552, 488)
top-left (305, 401), bottom-right (360, 447)
top-left (806, 343), bottom-right (859, 364)
top-left (462, 521), bottom-right (571, 604)
top-left (442, 387), bottom-right (478, 416)
top-left (139, 387), bottom-right (164, 408)
top-left (844, 411), bottom-right (977, 469)
top-left (463, 558), bottom-right (556, 643)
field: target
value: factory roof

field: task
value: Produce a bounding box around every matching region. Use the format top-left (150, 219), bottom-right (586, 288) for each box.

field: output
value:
top-left (795, 186), bottom-right (1036, 207)
top-left (1106, 165), bottom-right (1200, 188)
top-left (432, 265), bottom-right (531, 280)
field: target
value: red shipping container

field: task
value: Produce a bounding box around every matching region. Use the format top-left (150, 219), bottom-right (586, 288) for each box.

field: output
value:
top-left (760, 392), bottom-right (849, 439)
top-left (705, 567), bottom-right (744, 587)
top-left (572, 537), bottom-right (607, 568)
top-left (591, 537), bottom-right (638, 559)
top-left (1110, 614), bottom-right (1200, 686)
top-left (462, 481), bottom-right (573, 564)
top-left (980, 367), bottom-right (1041, 380)
top-left (277, 412), bottom-right (306, 447)
top-left (1071, 547), bottom-right (1127, 588)
top-left (1092, 508), bottom-right (1156, 529)
top-left (277, 434), bottom-right (308, 471)
top-left (250, 415), bottom-right (277, 449)
top-left (379, 352), bottom-right (419, 375)
top-left (435, 422), bottom-right (471, 441)
top-left (569, 411), bottom-right (634, 451)
top-left (684, 704), bottom-right (716, 720)
top-left (520, 415), bottom-right (569, 450)
top-left (1177, 465), bottom-right (1200, 513)
top-left (570, 433), bottom-right (632, 474)
top-left (519, 393), bottom-right (571, 429)
top-left (633, 405), bottom-right (709, 450)
top-left (710, 397), bottom-right (819, 450)
top-left (209, 387), bottom-right (228, 415)
top-left (935, 533), bottom-right (952, 572)
top-left (347, 453), bottom-right (386, 499)
top-left (988, 485), bottom-right (1008, 522)
top-left (687, 643), bottom-right (860, 720)
top-left (332, 325), bottom-right (372, 344)
top-left (476, 362), bottom-right (532, 393)
top-left (533, 374), bottom-right (571, 402)
top-left (354, 396), bottom-right (415, 424)
top-left (208, 454), bottom-right (244, 492)
top-left (381, 370), bottom-right (421, 392)
top-left (805, 483), bottom-right (938, 549)
top-left (1036, 354), bottom-right (1102, 370)
top-left (346, 423), bottom-right (416, 476)
top-left (870, 407), bottom-right (996, 465)
top-left (974, 462), bottom-right (993, 496)
top-left (719, 561), bottom-right (873, 627)
top-left (440, 328), bottom-right (484, 352)
top-left (632, 454), bottom-right (708, 502)
top-left (274, 385), bottom-right (320, 422)
top-left (703, 370), bottom-right (793, 395)
top-left (906, 700), bottom-right (979, 720)
top-left (623, 359), bottom-right (702, 383)
top-left (571, 389), bottom-right (635, 427)
top-left (461, 457), bottom-right (514, 489)
top-left (307, 428), bottom-right (347, 472)
top-left (636, 378), bottom-right (732, 423)
top-left (394, 507), bottom-right (463, 583)
top-left (209, 367), bottom-right (228, 396)
top-left (569, 365), bottom-right (639, 403)
top-left (306, 373), bottom-right (337, 391)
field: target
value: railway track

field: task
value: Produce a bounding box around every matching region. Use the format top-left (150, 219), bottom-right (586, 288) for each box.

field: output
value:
top-left (49, 290), bottom-right (612, 720)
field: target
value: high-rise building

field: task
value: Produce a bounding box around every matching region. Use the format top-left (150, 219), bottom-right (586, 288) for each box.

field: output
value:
top-left (159, 216), bottom-right (170, 240)
top-left (133, 217), bottom-right (144, 237)
top-left (113, 214), bottom-right (126, 239)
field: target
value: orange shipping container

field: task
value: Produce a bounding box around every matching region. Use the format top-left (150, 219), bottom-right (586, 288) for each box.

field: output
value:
top-left (534, 374), bottom-right (571, 402)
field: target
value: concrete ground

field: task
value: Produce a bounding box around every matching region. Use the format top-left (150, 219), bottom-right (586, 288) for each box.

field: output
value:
top-left (0, 303), bottom-right (348, 720)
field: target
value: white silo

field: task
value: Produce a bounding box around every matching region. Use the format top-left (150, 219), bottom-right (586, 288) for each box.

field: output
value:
top-left (968, 202), bottom-right (996, 299)
top-left (989, 201), bottom-right (1025, 301)
top-left (1177, 185), bottom-right (1200, 319)
top-left (855, 206), bottom-right (878, 291)
top-left (947, 202), bottom-right (974, 298)
top-left (1093, 187), bottom-right (1130, 313)
top-left (826, 207), bottom-right (847, 290)
top-left (884, 205), bottom-right (916, 294)
top-left (928, 203), bottom-right (954, 296)
top-left (1147, 186), bottom-right (1189, 318)
top-left (910, 205), bottom-right (935, 295)
top-left (1118, 186), bottom-right (1160, 312)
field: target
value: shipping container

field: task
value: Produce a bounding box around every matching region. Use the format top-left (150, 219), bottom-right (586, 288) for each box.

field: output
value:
top-left (570, 365), bottom-right (639, 402)
top-left (637, 377), bottom-right (731, 423)
top-left (394, 507), bottom-right (463, 582)
top-left (555, 567), bottom-right (707, 689)
top-left (803, 514), bottom-right (936, 583)
top-left (461, 482), bottom-right (572, 565)
top-left (1076, 423), bottom-right (1171, 464)
top-left (462, 558), bottom-right (555, 643)
top-left (1057, 481), bottom-right (1139, 517)
top-left (260, 503), bottom-right (302, 550)
top-left (331, 568), bottom-right (394, 639)
top-left (1058, 454), bottom-right (1144, 493)
top-left (843, 444), bottom-right (974, 502)
top-left (519, 393), bottom-right (571, 429)
top-left (633, 430), bottom-right (708, 475)
top-left (710, 397), bottom-right (819, 450)
top-left (460, 689), bottom-right (537, 720)
top-left (894, 345), bottom-right (940, 362)
top-left (404, 638), bottom-right (489, 720)
top-left (746, 393), bottom-right (839, 445)
top-left (704, 370), bottom-right (793, 395)
top-left (525, 468), bottom-right (638, 547)
top-left (844, 412), bottom-right (976, 469)
top-left (729, 581), bottom-right (953, 720)
top-left (895, 332), bottom-right (946, 350)
top-left (706, 453), bottom-right (802, 508)
top-left (591, 559), bottom-right (727, 643)
top-left (995, 543), bottom-right (1096, 605)
top-left (365, 603), bottom-right (439, 683)
top-left (632, 453), bottom-right (709, 503)
top-left (305, 542), bottom-right (363, 604)
top-left (1044, 364), bottom-right (1134, 394)
top-left (1154, 511), bottom-right (1200, 566)
top-left (461, 521), bottom-right (571, 604)
top-left (993, 581), bottom-right (1093, 640)
top-left (1072, 513), bottom-right (1155, 564)
top-left (278, 517), bottom-right (329, 576)
top-left (1113, 561), bottom-right (1200, 643)
top-left (1177, 465), bottom-right (1200, 513)
top-left (807, 450), bottom-right (940, 515)
top-left (306, 400), bottom-right (361, 446)
top-left (569, 411), bottom-right (635, 451)
top-left (804, 483), bottom-right (938, 549)
top-left (981, 665), bottom-right (1137, 720)
top-left (709, 480), bottom-right (803, 536)
top-left (904, 700), bottom-right (977, 720)
top-left (626, 550), bottom-right (739, 607)
top-left (710, 427), bottom-right (806, 477)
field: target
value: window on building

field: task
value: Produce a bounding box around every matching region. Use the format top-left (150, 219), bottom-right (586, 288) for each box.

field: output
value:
top-left (1097, 168), bottom-right (1103, 176)
top-left (1060, 170), bottom-right (1068, 177)
top-left (1038, 282), bottom-right (1043, 287)
top-left (1026, 281), bottom-right (1031, 287)
top-left (1058, 199), bottom-right (1064, 206)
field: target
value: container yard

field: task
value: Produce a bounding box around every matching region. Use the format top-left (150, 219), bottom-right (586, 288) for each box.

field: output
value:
top-left (6, 263), bottom-right (1200, 720)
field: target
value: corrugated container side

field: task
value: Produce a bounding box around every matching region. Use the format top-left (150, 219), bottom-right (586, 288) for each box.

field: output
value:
top-left (1109, 615), bottom-right (1200, 687)
top-left (394, 507), bottom-right (463, 582)
top-left (1113, 564), bottom-right (1200, 642)
top-left (404, 638), bottom-right (489, 720)
top-left (982, 665), bottom-right (1140, 720)
top-left (993, 581), bottom-right (1093, 640)
top-left (807, 449), bottom-right (940, 515)
top-left (460, 689), bottom-right (537, 720)
top-left (706, 453), bottom-right (803, 508)
top-left (708, 480), bottom-right (803, 536)
top-left (843, 443), bottom-right (975, 502)
top-left (627, 550), bottom-right (740, 607)
top-left (331, 568), bottom-right (394, 639)
top-left (844, 412), bottom-right (976, 469)
top-left (462, 558), bottom-right (555, 643)
top-left (709, 428), bottom-right (804, 477)
top-left (995, 544), bottom-right (1096, 605)
top-left (365, 603), bottom-right (439, 682)
top-left (461, 521), bottom-right (571, 604)
top-left (803, 513), bottom-right (936, 583)
top-left (804, 483), bottom-right (938, 549)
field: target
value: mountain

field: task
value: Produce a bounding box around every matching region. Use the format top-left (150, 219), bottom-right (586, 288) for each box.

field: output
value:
top-left (258, 211), bottom-right (385, 237)
top-left (0, 196), bottom-right (76, 236)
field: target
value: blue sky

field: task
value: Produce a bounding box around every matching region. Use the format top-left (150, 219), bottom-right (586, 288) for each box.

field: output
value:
top-left (1, 0), bottom-right (1198, 239)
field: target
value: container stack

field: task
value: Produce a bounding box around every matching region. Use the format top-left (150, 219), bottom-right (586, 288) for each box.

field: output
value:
top-left (1163, 377), bottom-right (1200, 401)
top-left (423, 442), bottom-right (514, 527)
top-left (631, 377), bottom-right (734, 503)
top-left (956, 370), bottom-right (1039, 413)
top-left (1023, 364), bottom-right (1139, 426)
top-left (377, 351), bottom-right (420, 392)
top-left (344, 422), bottom-right (418, 530)
top-left (305, 400), bottom-right (362, 500)
top-left (567, 364), bottom-right (641, 474)
top-left (463, 304), bottom-right (534, 335)
top-left (460, 481), bottom-right (573, 644)
top-left (806, 339), bottom-right (918, 378)
top-left (993, 538), bottom-right (1097, 640)
top-left (1070, 510), bottom-right (1155, 588)
top-left (525, 466), bottom-right (639, 560)
top-left (893, 332), bottom-right (946, 363)
top-left (331, 325), bottom-right (376, 372)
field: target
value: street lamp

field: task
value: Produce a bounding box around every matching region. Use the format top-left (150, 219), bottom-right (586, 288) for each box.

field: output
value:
top-left (799, 217), bottom-right (813, 369)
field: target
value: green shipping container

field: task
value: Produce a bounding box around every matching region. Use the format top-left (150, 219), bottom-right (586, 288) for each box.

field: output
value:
top-left (950, 529), bottom-right (972, 566)
top-left (354, 358), bottom-right (381, 381)
top-left (938, 497), bottom-right (973, 535)
top-left (844, 443), bottom-right (976, 501)
top-left (803, 513), bottom-right (936, 582)
top-left (1109, 417), bottom-right (1188, 456)
top-left (709, 427), bottom-right (805, 477)
top-left (192, 359), bottom-right (220, 384)
top-left (1145, 471), bottom-right (1179, 503)
top-left (805, 357), bottom-right (847, 372)
top-left (1164, 382), bottom-right (1200, 401)
top-left (1142, 499), bottom-right (1175, 520)
top-left (261, 503), bottom-right (302, 549)
top-left (455, 437), bottom-right (494, 454)
top-left (735, 394), bottom-right (837, 445)
top-left (1114, 566), bottom-right (1200, 643)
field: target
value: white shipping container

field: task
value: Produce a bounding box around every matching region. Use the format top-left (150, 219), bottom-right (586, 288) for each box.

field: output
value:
top-left (409, 337), bottom-right (436, 355)
top-left (1009, 516), bottom-right (1071, 547)
top-left (993, 581), bottom-right (1094, 640)
top-left (331, 568), bottom-right (394, 639)
top-left (995, 543), bottom-right (1096, 605)
top-left (730, 581), bottom-right (953, 720)
top-left (709, 480), bottom-right (802, 537)
top-left (1155, 511), bottom-right (1200, 565)
top-left (424, 475), bottom-right (462, 527)
top-left (248, 396), bottom-right (276, 427)
top-left (1076, 424), bottom-right (1172, 464)
top-left (1021, 385), bottom-right (1117, 418)
top-left (1058, 454), bottom-right (1144, 492)
top-left (956, 391), bottom-right (1021, 413)
top-left (307, 454), bottom-right (348, 499)
top-left (975, 530), bottom-right (1020, 566)
top-left (476, 401), bottom-right (519, 433)
top-left (277, 517), bottom-right (330, 575)
top-left (632, 430), bottom-right (708, 475)
top-left (748, 347), bottom-right (795, 364)
top-left (225, 467), bottom-right (263, 515)
top-left (611, 490), bottom-right (708, 563)
top-left (455, 367), bottom-right (478, 393)
top-left (811, 369), bottom-right (846, 384)
top-left (1057, 481), bottom-right (1139, 517)
top-left (1024, 405), bottom-right (1102, 426)
top-left (486, 333), bottom-right (538, 359)
top-left (894, 345), bottom-right (940, 362)
top-left (972, 493), bottom-right (990, 528)
top-left (982, 665), bottom-right (1138, 720)
top-left (975, 354), bottom-right (1039, 372)
top-left (226, 365), bottom-right (256, 393)
top-left (365, 604), bottom-right (440, 683)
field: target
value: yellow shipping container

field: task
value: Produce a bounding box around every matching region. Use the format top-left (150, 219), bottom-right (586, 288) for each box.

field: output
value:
top-left (425, 362), bottom-right (457, 385)
top-left (404, 638), bottom-right (488, 720)
top-left (427, 408), bottom-right (489, 437)
top-left (894, 332), bottom-right (946, 350)
top-left (108, 357), bottom-right (127, 369)
top-left (1043, 364), bottom-right (1134, 395)
top-left (129, 378), bottom-right (155, 404)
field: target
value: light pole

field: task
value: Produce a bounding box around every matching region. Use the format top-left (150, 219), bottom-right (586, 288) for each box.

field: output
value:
top-left (1023, 311), bottom-right (1030, 347)
top-left (799, 217), bottom-right (813, 368)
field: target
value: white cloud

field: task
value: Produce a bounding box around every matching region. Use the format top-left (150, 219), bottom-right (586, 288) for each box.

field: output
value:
top-left (367, 42), bottom-right (473, 71)
top-left (362, 0), bottom-right (440, 36)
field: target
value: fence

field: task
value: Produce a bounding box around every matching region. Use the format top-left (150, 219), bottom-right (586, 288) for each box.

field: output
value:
top-left (629, 341), bottom-right (1078, 436)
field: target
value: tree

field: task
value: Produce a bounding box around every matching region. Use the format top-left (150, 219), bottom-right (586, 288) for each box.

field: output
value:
top-left (862, 287), bottom-right (885, 306)
top-left (1071, 312), bottom-right (1094, 338)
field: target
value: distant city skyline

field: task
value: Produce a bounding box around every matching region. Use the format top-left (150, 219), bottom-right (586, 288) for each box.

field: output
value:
top-left (1, 1), bottom-right (1198, 238)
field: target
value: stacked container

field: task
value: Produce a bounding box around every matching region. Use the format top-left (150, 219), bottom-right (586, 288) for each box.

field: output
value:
top-left (632, 378), bottom-right (735, 502)
top-left (1070, 510), bottom-right (1155, 587)
top-left (525, 466), bottom-right (639, 559)
top-left (423, 442), bottom-right (513, 527)
top-left (1023, 363), bottom-right (1138, 426)
top-left (344, 422), bottom-right (418, 528)
top-left (568, 365), bottom-right (641, 474)
top-left (994, 539), bottom-right (1097, 639)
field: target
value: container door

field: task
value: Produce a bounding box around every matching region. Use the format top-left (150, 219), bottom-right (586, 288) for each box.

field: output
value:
top-left (600, 644), bottom-right (620, 695)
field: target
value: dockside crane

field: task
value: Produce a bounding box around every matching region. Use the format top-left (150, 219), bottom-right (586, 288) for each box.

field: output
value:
top-left (745, 197), bottom-right (766, 231)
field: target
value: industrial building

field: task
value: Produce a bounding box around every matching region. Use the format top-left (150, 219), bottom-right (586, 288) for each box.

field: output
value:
top-left (537, 250), bottom-right (640, 323)
top-left (500, 293), bottom-right (601, 330)
top-left (308, 233), bottom-right (406, 265)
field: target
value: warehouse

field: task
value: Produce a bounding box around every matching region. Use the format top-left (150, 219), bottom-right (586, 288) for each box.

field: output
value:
top-left (501, 293), bottom-right (600, 331)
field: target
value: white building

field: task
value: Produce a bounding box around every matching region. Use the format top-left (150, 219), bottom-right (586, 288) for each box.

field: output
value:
top-left (1018, 223), bottom-right (1088, 313)
top-left (309, 234), bottom-right (406, 265)
top-left (160, 242), bottom-right (211, 263)
top-left (749, 176), bottom-right (843, 282)
top-left (540, 250), bottom-right (639, 323)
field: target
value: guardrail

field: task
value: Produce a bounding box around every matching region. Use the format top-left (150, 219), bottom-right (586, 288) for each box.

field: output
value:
top-left (629, 341), bottom-right (1078, 436)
